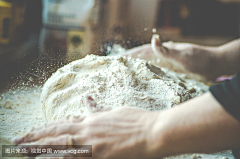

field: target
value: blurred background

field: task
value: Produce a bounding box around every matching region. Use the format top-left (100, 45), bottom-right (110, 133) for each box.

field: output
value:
top-left (0, 0), bottom-right (240, 92)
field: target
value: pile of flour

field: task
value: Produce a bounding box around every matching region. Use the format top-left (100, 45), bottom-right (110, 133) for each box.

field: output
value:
top-left (41, 55), bottom-right (208, 121)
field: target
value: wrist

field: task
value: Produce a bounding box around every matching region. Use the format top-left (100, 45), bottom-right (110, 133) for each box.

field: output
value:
top-left (200, 45), bottom-right (225, 79)
top-left (217, 40), bottom-right (240, 76)
top-left (146, 111), bottom-right (172, 158)
top-left (210, 46), bottom-right (226, 78)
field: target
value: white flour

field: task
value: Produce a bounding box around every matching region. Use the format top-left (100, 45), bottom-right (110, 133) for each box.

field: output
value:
top-left (0, 55), bottom-right (234, 159)
top-left (0, 87), bottom-right (44, 158)
top-left (41, 54), bottom-right (208, 121)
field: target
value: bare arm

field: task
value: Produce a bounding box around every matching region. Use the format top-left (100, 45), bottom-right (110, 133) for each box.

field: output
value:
top-left (218, 39), bottom-right (240, 76)
top-left (13, 92), bottom-right (240, 158)
top-left (150, 92), bottom-right (240, 158)
top-left (121, 36), bottom-right (240, 80)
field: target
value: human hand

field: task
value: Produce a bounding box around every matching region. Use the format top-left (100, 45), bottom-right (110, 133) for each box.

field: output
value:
top-left (12, 96), bottom-right (159, 159)
top-left (119, 43), bottom-right (154, 61)
top-left (121, 34), bottom-right (222, 81)
top-left (151, 34), bottom-right (222, 81)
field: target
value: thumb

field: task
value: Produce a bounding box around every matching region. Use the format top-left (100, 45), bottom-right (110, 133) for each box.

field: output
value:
top-left (151, 34), bottom-right (168, 57)
top-left (85, 95), bottom-right (112, 114)
top-left (151, 34), bottom-right (183, 62)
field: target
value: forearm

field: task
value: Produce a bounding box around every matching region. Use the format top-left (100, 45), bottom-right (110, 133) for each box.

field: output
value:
top-left (218, 39), bottom-right (240, 75)
top-left (150, 92), bottom-right (240, 158)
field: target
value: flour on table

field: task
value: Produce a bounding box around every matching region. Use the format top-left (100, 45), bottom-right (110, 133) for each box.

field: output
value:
top-left (41, 55), bottom-right (208, 121)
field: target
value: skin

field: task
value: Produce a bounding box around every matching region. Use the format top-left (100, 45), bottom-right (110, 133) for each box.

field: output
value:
top-left (13, 37), bottom-right (240, 158)
top-left (13, 97), bottom-right (159, 159)
top-left (122, 36), bottom-right (240, 80)
top-left (13, 93), bottom-right (240, 158)
top-left (152, 92), bottom-right (240, 157)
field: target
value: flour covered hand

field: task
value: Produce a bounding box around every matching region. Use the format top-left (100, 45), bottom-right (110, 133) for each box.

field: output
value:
top-left (12, 96), bottom-right (159, 159)
top-left (123, 34), bottom-right (223, 81)
top-left (151, 34), bottom-right (223, 81)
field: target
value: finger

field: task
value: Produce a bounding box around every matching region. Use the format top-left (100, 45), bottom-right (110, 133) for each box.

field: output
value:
top-left (85, 95), bottom-right (97, 114)
top-left (13, 123), bottom-right (82, 145)
top-left (153, 34), bottom-right (162, 46)
top-left (36, 148), bottom-right (92, 159)
top-left (36, 156), bottom-right (63, 159)
top-left (18, 134), bottom-right (76, 149)
top-left (13, 115), bottom-right (86, 145)
top-left (17, 135), bottom-right (76, 157)
top-left (151, 34), bottom-right (168, 56)
top-left (118, 44), bottom-right (147, 57)
top-left (36, 154), bottom-right (65, 159)
top-left (36, 152), bottom-right (75, 158)
top-left (66, 114), bottom-right (86, 122)
top-left (85, 95), bottom-right (112, 113)
top-left (30, 120), bottom-right (65, 133)
top-left (95, 106), bottom-right (112, 113)
top-left (18, 135), bottom-right (89, 157)
top-left (35, 115), bottom-right (85, 131)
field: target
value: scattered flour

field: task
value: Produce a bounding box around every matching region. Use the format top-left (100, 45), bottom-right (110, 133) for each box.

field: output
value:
top-left (111, 34), bottom-right (209, 82)
top-left (41, 54), bottom-right (208, 121)
top-left (0, 55), bottom-right (235, 159)
top-left (0, 87), bottom-right (44, 158)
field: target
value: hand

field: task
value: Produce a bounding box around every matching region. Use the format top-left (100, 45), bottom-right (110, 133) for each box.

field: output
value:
top-left (122, 34), bottom-right (223, 81)
top-left (119, 43), bottom-right (154, 61)
top-left (13, 96), bottom-right (159, 159)
top-left (151, 34), bottom-right (222, 80)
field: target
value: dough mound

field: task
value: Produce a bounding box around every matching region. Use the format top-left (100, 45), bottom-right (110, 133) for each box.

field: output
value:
top-left (41, 55), bottom-right (208, 121)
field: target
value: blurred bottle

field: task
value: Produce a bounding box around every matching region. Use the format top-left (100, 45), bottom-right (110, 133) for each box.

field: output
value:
top-left (39, 0), bottom-right (95, 62)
